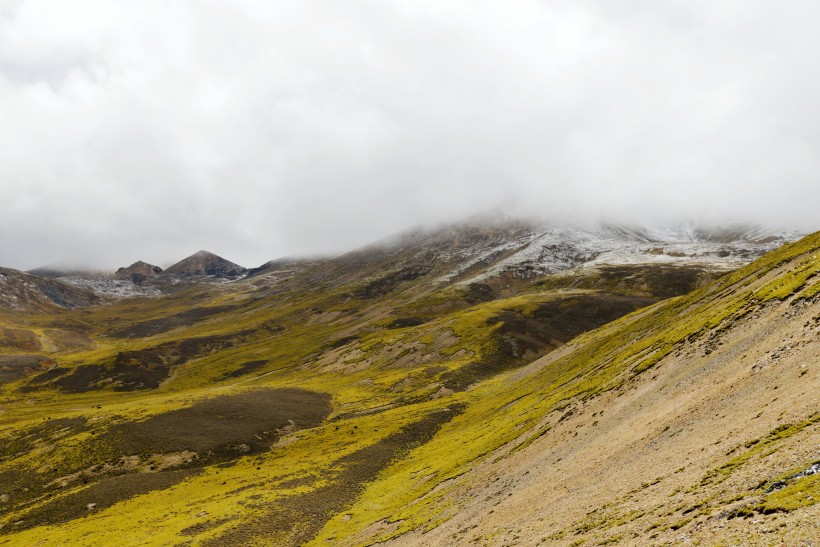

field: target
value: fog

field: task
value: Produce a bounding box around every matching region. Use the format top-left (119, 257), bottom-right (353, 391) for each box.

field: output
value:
top-left (1, 1), bottom-right (819, 270)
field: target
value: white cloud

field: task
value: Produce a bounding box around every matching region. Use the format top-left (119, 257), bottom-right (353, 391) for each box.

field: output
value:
top-left (1, 0), bottom-right (819, 269)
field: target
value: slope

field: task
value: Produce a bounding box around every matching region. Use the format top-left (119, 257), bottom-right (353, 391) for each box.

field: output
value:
top-left (0, 268), bottom-right (101, 312)
top-left (311, 232), bottom-right (820, 546)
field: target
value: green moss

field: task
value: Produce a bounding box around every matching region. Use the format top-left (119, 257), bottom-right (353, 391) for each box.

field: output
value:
top-left (755, 472), bottom-right (819, 513)
top-left (670, 517), bottom-right (692, 530)
top-left (700, 414), bottom-right (820, 487)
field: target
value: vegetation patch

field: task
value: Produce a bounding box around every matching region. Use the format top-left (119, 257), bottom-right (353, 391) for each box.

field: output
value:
top-left (0, 355), bottom-right (55, 384)
top-left (700, 413), bottom-right (820, 487)
top-left (221, 359), bottom-right (270, 380)
top-left (0, 389), bottom-right (332, 532)
top-left (25, 332), bottom-right (252, 392)
top-left (386, 317), bottom-right (427, 329)
top-left (204, 404), bottom-right (465, 546)
top-left (0, 328), bottom-right (41, 352)
top-left (441, 294), bottom-right (654, 391)
top-left (105, 305), bottom-right (238, 338)
top-left (11, 469), bottom-right (199, 532)
top-left (355, 267), bottom-right (430, 299)
top-left (535, 264), bottom-right (718, 299)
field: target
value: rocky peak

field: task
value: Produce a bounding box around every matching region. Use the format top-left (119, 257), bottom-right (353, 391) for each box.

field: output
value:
top-left (163, 251), bottom-right (246, 278)
top-left (115, 261), bottom-right (163, 281)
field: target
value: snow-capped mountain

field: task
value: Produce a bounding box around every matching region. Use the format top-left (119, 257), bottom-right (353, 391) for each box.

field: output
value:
top-left (426, 221), bottom-right (802, 285)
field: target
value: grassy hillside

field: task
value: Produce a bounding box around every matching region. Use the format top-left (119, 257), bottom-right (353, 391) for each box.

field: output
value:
top-left (0, 234), bottom-right (817, 545)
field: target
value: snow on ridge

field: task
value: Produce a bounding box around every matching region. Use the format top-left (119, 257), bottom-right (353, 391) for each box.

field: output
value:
top-left (57, 276), bottom-right (161, 298)
top-left (434, 232), bottom-right (539, 284)
top-left (454, 222), bottom-right (803, 285)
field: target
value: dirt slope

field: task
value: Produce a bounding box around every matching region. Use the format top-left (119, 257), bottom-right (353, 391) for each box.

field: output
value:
top-left (311, 233), bottom-right (819, 546)
top-left (385, 276), bottom-right (818, 545)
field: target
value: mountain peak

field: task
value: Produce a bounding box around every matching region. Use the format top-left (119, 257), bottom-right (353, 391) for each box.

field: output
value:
top-left (164, 251), bottom-right (246, 278)
top-left (114, 260), bottom-right (163, 281)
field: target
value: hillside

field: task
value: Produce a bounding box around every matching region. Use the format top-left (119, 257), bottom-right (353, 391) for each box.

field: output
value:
top-left (0, 268), bottom-right (101, 312)
top-left (0, 228), bottom-right (816, 545)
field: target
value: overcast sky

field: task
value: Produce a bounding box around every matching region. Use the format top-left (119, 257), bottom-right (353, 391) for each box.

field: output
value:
top-left (1, 1), bottom-right (819, 270)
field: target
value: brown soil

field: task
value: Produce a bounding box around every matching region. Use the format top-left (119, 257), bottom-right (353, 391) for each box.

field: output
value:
top-left (17, 366), bottom-right (70, 392)
top-left (204, 404), bottom-right (466, 546)
top-left (463, 282), bottom-right (496, 304)
top-left (530, 293), bottom-right (657, 338)
top-left (108, 388), bottom-right (331, 458)
top-left (386, 317), bottom-right (427, 329)
top-left (181, 517), bottom-right (232, 537)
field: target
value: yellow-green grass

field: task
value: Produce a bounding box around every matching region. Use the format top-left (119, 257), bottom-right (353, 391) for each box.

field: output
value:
top-left (1, 233), bottom-right (817, 545)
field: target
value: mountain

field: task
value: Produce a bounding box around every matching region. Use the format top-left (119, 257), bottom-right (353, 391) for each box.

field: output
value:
top-left (114, 261), bottom-right (162, 282)
top-left (0, 267), bottom-right (101, 312)
top-left (256, 219), bottom-right (800, 302)
top-left (163, 250), bottom-right (247, 278)
top-left (0, 222), bottom-right (815, 546)
top-left (17, 220), bottom-right (799, 302)
top-left (27, 265), bottom-right (106, 279)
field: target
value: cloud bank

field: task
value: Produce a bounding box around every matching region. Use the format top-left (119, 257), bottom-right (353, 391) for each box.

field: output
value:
top-left (1, 0), bottom-right (819, 269)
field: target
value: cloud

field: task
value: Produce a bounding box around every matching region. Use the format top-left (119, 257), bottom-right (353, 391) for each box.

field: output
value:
top-left (1, 0), bottom-right (819, 270)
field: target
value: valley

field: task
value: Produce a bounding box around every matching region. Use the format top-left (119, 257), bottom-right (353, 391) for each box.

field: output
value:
top-left (0, 219), bottom-right (816, 545)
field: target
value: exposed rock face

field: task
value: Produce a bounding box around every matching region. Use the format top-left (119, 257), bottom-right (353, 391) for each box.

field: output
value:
top-left (163, 251), bottom-right (246, 278)
top-left (115, 261), bottom-right (163, 282)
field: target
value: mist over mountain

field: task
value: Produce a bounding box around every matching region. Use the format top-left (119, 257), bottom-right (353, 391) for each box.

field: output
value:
top-left (1, 2), bottom-right (819, 270)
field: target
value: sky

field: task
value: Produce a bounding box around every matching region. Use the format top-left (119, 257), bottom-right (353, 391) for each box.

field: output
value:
top-left (1, 1), bottom-right (819, 270)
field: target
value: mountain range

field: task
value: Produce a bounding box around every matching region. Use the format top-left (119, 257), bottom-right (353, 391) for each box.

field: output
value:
top-left (8, 219), bottom-right (800, 305)
top-left (0, 216), bottom-right (816, 546)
